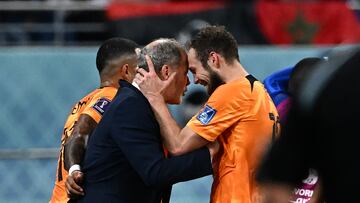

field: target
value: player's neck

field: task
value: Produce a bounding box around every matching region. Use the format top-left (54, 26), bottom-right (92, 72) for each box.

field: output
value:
top-left (100, 79), bottom-right (118, 88)
top-left (222, 62), bottom-right (249, 83)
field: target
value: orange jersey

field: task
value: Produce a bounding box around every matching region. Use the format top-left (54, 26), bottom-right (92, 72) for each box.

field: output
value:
top-left (187, 75), bottom-right (280, 203)
top-left (50, 86), bottom-right (117, 203)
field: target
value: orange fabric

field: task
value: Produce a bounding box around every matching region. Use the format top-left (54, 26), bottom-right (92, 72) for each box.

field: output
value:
top-left (187, 77), bottom-right (279, 203)
top-left (49, 87), bottom-right (117, 203)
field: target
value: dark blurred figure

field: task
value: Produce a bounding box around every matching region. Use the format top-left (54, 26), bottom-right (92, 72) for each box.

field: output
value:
top-left (284, 58), bottom-right (325, 123)
top-left (256, 47), bottom-right (360, 203)
top-left (263, 57), bottom-right (325, 203)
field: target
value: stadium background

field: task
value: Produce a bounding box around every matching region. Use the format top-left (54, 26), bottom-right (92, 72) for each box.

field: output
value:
top-left (0, 0), bottom-right (359, 203)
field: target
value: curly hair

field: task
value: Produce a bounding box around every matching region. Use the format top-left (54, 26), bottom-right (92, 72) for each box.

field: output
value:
top-left (188, 25), bottom-right (240, 70)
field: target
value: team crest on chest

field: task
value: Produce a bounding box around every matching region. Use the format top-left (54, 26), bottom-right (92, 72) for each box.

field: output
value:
top-left (92, 98), bottom-right (111, 115)
top-left (197, 104), bottom-right (217, 125)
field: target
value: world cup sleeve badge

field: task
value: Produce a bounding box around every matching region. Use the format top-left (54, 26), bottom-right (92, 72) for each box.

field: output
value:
top-left (196, 104), bottom-right (217, 125)
top-left (92, 98), bottom-right (111, 115)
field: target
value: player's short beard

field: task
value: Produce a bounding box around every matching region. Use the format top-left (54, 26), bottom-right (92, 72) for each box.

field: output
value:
top-left (207, 67), bottom-right (225, 95)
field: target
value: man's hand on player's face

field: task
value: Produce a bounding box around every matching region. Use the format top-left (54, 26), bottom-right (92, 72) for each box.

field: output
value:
top-left (66, 171), bottom-right (85, 198)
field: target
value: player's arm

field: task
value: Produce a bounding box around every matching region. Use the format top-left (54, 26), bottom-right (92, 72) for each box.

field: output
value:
top-left (64, 114), bottom-right (97, 197)
top-left (64, 114), bottom-right (97, 170)
top-left (135, 55), bottom-right (210, 156)
top-left (149, 97), bottom-right (209, 156)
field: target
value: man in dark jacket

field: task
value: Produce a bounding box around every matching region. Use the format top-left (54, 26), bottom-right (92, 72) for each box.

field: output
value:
top-left (74, 38), bottom-right (214, 203)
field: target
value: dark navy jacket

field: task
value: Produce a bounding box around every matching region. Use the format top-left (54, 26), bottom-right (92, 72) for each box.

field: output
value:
top-left (77, 80), bottom-right (212, 203)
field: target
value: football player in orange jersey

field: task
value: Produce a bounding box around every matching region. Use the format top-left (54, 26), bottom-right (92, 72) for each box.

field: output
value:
top-left (135, 26), bottom-right (279, 203)
top-left (49, 38), bottom-right (139, 203)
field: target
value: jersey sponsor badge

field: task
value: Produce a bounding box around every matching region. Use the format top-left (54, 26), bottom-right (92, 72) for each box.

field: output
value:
top-left (92, 98), bottom-right (111, 115)
top-left (196, 104), bottom-right (217, 125)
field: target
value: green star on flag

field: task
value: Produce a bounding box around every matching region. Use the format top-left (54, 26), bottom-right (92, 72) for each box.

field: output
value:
top-left (287, 11), bottom-right (319, 44)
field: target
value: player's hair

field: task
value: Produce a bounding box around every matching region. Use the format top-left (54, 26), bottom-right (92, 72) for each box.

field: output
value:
top-left (187, 25), bottom-right (240, 69)
top-left (96, 38), bottom-right (139, 74)
top-left (288, 57), bottom-right (324, 96)
top-left (138, 38), bottom-right (185, 74)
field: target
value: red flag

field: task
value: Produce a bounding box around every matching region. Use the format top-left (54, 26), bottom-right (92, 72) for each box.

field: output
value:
top-left (106, 1), bottom-right (226, 20)
top-left (256, 2), bottom-right (360, 44)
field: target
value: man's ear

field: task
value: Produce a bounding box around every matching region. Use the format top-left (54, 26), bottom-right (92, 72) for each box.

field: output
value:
top-left (160, 65), bottom-right (170, 80)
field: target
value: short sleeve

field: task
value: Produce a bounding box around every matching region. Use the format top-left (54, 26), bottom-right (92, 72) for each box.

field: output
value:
top-left (187, 84), bottom-right (248, 142)
top-left (82, 89), bottom-right (117, 123)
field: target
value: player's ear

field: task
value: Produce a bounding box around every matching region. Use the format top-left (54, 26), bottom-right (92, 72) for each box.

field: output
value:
top-left (120, 64), bottom-right (132, 81)
top-left (119, 64), bottom-right (129, 75)
top-left (208, 52), bottom-right (220, 70)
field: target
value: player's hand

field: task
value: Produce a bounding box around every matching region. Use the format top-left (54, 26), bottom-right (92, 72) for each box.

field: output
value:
top-left (66, 170), bottom-right (85, 199)
top-left (134, 55), bottom-right (176, 103)
top-left (206, 140), bottom-right (220, 162)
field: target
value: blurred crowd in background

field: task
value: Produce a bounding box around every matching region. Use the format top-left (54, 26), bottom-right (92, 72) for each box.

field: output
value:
top-left (0, 0), bottom-right (359, 46)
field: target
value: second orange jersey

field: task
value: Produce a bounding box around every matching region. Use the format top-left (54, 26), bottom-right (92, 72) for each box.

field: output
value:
top-left (49, 86), bottom-right (117, 203)
top-left (187, 75), bottom-right (280, 203)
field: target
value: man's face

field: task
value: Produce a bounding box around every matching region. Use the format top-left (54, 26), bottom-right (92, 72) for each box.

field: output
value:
top-left (187, 48), bottom-right (224, 95)
top-left (165, 52), bottom-right (190, 104)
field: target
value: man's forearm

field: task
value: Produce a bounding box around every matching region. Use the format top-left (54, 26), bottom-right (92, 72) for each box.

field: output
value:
top-left (148, 97), bottom-right (182, 154)
top-left (149, 96), bottom-right (210, 156)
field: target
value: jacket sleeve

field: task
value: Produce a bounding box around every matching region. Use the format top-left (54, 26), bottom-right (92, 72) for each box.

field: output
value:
top-left (110, 95), bottom-right (212, 187)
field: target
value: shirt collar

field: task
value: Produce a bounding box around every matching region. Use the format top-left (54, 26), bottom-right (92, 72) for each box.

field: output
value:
top-left (118, 80), bottom-right (142, 94)
top-left (131, 81), bottom-right (140, 90)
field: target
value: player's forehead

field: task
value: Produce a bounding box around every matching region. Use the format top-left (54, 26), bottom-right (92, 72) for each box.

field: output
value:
top-left (187, 48), bottom-right (197, 60)
top-left (187, 48), bottom-right (202, 71)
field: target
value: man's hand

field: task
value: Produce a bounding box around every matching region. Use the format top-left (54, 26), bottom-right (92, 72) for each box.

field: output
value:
top-left (206, 140), bottom-right (220, 162)
top-left (134, 55), bottom-right (176, 103)
top-left (66, 171), bottom-right (85, 199)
